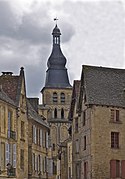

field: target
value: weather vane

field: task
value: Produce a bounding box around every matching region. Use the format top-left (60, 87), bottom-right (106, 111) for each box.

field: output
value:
top-left (54, 17), bottom-right (58, 25)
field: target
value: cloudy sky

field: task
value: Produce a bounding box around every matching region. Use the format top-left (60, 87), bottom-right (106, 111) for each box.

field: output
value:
top-left (0, 0), bottom-right (125, 102)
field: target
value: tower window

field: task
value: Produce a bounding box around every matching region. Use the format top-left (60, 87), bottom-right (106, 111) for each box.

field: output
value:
top-left (54, 108), bottom-right (57, 118)
top-left (60, 93), bottom-right (65, 103)
top-left (53, 92), bottom-right (58, 103)
top-left (61, 108), bottom-right (64, 119)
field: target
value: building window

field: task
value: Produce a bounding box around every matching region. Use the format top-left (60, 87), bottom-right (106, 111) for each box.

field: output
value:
top-left (20, 149), bottom-right (24, 170)
top-left (1, 106), bottom-right (6, 133)
top-left (8, 110), bottom-right (13, 138)
top-left (60, 93), bottom-right (65, 103)
top-left (110, 160), bottom-right (125, 178)
top-left (84, 136), bottom-right (86, 150)
top-left (61, 108), bottom-right (64, 119)
top-left (110, 109), bottom-right (120, 122)
top-left (110, 160), bottom-right (120, 178)
top-left (76, 163), bottom-right (80, 179)
top-left (53, 162), bottom-right (57, 175)
top-left (21, 121), bottom-right (25, 139)
top-left (75, 139), bottom-right (79, 154)
top-left (52, 143), bottom-right (55, 151)
top-left (84, 162), bottom-right (88, 179)
top-left (54, 108), bottom-right (57, 118)
top-left (53, 92), bottom-right (58, 103)
top-left (83, 110), bottom-right (86, 126)
top-left (32, 125), bottom-right (37, 144)
top-left (111, 132), bottom-right (119, 148)
top-left (75, 118), bottom-right (78, 133)
top-left (1, 142), bottom-right (5, 170)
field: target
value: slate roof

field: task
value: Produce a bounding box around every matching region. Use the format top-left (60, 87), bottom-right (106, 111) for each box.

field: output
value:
top-left (68, 80), bottom-right (81, 121)
top-left (0, 68), bottom-right (24, 106)
top-left (0, 87), bottom-right (16, 106)
top-left (81, 65), bottom-right (125, 108)
top-left (27, 99), bottom-right (49, 129)
top-left (44, 25), bottom-right (71, 89)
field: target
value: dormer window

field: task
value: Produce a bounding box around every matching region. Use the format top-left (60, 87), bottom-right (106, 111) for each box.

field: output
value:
top-left (53, 92), bottom-right (58, 103)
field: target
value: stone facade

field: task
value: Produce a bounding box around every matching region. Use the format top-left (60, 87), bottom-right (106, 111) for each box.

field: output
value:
top-left (0, 68), bottom-right (50, 179)
top-left (41, 88), bottom-right (72, 179)
top-left (71, 65), bottom-right (125, 179)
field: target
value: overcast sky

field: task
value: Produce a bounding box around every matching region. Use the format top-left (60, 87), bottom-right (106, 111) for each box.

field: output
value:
top-left (0, 0), bottom-right (125, 102)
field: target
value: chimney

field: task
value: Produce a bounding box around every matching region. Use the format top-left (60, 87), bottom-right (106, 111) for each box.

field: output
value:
top-left (2, 72), bottom-right (13, 76)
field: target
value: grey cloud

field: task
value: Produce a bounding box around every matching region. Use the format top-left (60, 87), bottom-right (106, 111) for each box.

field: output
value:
top-left (0, 1), bottom-right (75, 45)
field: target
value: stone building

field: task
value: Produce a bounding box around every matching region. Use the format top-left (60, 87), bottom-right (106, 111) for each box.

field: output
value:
top-left (0, 67), bottom-right (29, 178)
top-left (0, 68), bottom-right (50, 179)
top-left (40, 24), bottom-right (72, 179)
top-left (27, 98), bottom-right (50, 179)
top-left (70, 65), bottom-right (125, 179)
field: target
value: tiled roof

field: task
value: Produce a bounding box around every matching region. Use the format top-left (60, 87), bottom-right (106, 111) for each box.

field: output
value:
top-left (82, 65), bottom-right (125, 108)
top-left (27, 99), bottom-right (50, 129)
top-left (0, 87), bottom-right (16, 106)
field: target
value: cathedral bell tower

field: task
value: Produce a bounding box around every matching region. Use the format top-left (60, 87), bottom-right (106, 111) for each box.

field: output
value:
top-left (41, 24), bottom-right (72, 179)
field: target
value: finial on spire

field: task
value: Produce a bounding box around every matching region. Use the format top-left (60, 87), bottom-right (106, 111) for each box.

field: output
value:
top-left (54, 17), bottom-right (58, 25)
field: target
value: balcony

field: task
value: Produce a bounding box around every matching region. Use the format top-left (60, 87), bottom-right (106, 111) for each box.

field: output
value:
top-left (7, 167), bottom-right (16, 177)
top-left (8, 130), bottom-right (16, 140)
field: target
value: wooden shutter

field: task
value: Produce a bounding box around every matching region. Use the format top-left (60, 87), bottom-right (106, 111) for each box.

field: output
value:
top-left (0, 142), bottom-right (1, 167)
top-left (111, 109), bottom-right (114, 121)
top-left (40, 155), bottom-right (43, 173)
top-left (35, 154), bottom-right (37, 171)
top-left (34, 127), bottom-right (37, 144)
top-left (116, 110), bottom-right (119, 121)
top-left (121, 160), bottom-right (125, 178)
top-left (48, 159), bottom-right (53, 176)
top-left (46, 132), bottom-right (48, 148)
top-left (110, 160), bottom-right (116, 178)
top-left (13, 144), bottom-right (16, 168)
top-left (40, 129), bottom-right (43, 147)
top-left (6, 143), bottom-right (10, 165)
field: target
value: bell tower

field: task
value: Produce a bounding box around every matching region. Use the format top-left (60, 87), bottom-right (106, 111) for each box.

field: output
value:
top-left (41, 24), bottom-right (72, 179)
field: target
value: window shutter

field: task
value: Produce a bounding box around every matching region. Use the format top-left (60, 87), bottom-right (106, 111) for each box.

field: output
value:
top-left (6, 143), bottom-right (10, 165)
top-left (48, 159), bottom-right (53, 176)
top-left (46, 157), bottom-right (48, 172)
top-left (121, 160), bottom-right (125, 178)
top-left (76, 140), bottom-right (79, 153)
top-left (43, 157), bottom-right (46, 172)
top-left (13, 144), bottom-right (16, 168)
top-left (32, 153), bottom-right (34, 171)
top-left (40, 155), bottom-right (43, 173)
top-left (110, 160), bottom-right (116, 178)
top-left (35, 154), bottom-right (37, 171)
top-left (46, 132), bottom-right (48, 148)
top-left (32, 125), bottom-right (35, 143)
top-left (111, 109), bottom-right (114, 121)
top-left (43, 131), bottom-right (45, 148)
top-left (116, 110), bottom-right (119, 121)
top-left (37, 155), bottom-right (39, 172)
top-left (40, 129), bottom-right (43, 147)
top-left (34, 127), bottom-right (37, 144)
top-left (8, 112), bottom-right (11, 138)
top-left (0, 142), bottom-right (1, 167)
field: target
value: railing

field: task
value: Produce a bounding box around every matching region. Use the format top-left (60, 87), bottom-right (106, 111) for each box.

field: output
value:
top-left (7, 167), bottom-right (16, 177)
top-left (8, 130), bottom-right (16, 140)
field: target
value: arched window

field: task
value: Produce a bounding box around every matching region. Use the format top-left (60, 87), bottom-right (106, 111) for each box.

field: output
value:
top-left (61, 108), bottom-right (64, 119)
top-left (60, 93), bottom-right (65, 103)
top-left (54, 108), bottom-right (57, 118)
top-left (53, 92), bottom-right (58, 103)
